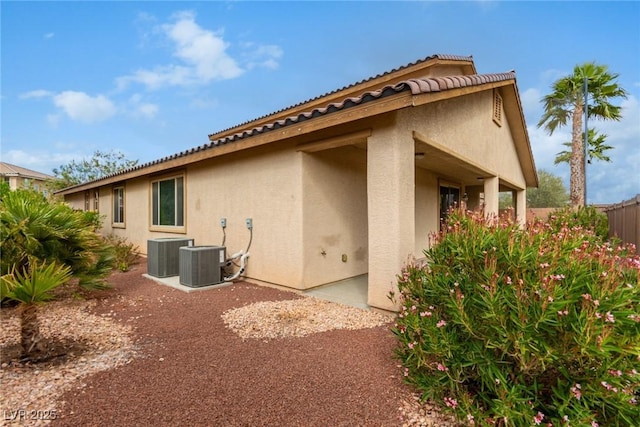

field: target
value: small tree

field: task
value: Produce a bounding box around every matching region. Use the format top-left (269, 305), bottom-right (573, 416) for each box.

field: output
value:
top-left (50, 150), bottom-right (138, 191)
top-left (527, 169), bottom-right (570, 208)
top-left (1, 262), bottom-right (72, 357)
top-left (499, 171), bottom-right (569, 210)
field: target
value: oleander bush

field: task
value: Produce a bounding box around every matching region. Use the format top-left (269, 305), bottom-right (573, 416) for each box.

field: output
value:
top-left (392, 209), bottom-right (639, 426)
top-left (547, 206), bottom-right (609, 242)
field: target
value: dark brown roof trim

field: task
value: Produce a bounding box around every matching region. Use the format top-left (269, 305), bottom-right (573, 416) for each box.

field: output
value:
top-left (56, 70), bottom-right (515, 193)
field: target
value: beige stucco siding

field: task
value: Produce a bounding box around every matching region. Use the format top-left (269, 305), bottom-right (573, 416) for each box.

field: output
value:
top-left (65, 192), bottom-right (85, 211)
top-left (185, 142), bottom-right (304, 287)
top-left (301, 146), bottom-right (368, 289)
top-left (399, 91), bottom-right (527, 189)
top-left (415, 167), bottom-right (439, 255)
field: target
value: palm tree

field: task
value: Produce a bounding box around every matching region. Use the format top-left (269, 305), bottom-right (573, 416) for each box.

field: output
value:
top-left (554, 128), bottom-right (614, 166)
top-left (1, 261), bottom-right (72, 358)
top-left (537, 62), bottom-right (627, 207)
top-left (1, 187), bottom-right (114, 288)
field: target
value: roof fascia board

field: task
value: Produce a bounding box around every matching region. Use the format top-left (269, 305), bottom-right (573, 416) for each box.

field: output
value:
top-left (500, 85), bottom-right (538, 188)
top-left (296, 129), bottom-right (372, 152)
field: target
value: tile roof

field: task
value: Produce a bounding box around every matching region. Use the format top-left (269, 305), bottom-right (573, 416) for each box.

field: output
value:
top-left (0, 162), bottom-right (54, 180)
top-left (84, 71), bottom-right (515, 181)
top-left (209, 54), bottom-right (474, 138)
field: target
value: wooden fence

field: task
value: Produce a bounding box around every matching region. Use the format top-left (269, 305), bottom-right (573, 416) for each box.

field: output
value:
top-left (604, 194), bottom-right (640, 254)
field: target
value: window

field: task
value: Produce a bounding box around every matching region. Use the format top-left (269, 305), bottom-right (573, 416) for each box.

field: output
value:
top-left (85, 190), bottom-right (99, 211)
top-left (151, 175), bottom-right (184, 228)
top-left (113, 187), bottom-right (125, 225)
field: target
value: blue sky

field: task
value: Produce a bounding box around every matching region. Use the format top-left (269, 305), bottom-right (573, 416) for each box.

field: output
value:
top-left (2, 1), bottom-right (639, 204)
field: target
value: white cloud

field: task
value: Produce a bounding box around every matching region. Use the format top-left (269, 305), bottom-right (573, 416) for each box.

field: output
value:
top-left (44, 32), bottom-right (55, 39)
top-left (19, 89), bottom-right (53, 99)
top-left (1, 149), bottom-right (77, 174)
top-left (242, 43), bottom-right (284, 70)
top-left (118, 11), bottom-right (244, 90)
top-left (53, 91), bottom-right (116, 123)
top-left (117, 11), bottom-right (282, 91)
top-left (135, 103), bottom-right (158, 119)
top-left (127, 93), bottom-right (159, 119)
top-left (520, 87), bottom-right (542, 119)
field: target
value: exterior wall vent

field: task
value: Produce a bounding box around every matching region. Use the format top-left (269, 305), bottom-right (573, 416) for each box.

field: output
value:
top-left (147, 238), bottom-right (194, 277)
top-left (179, 246), bottom-right (226, 287)
top-left (493, 89), bottom-right (503, 127)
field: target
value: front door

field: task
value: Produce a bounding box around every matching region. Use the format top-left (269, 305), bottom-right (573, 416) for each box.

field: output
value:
top-left (439, 185), bottom-right (460, 229)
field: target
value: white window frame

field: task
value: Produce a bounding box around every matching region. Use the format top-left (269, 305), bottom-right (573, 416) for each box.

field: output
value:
top-left (150, 173), bottom-right (186, 232)
top-left (112, 186), bottom-right (125, 227)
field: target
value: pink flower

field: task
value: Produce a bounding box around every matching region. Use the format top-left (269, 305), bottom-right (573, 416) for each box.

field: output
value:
top-left (420, 311), bottom-right (432, 317)
top-left (443, 397), bottom-right (458, 408)
top-left (571, 383), bottom-right (582, 400)
top-left (505, 276), bottom-right (512, 284)
top-left (608, 369), bottom-right (622, 377)
top-left (605, 311), bottom-right (615, 323)
top-left (591, 421), bottom-right (599, 427)
top-left (436, 320), bottom-right (447, 328)
top-left (407, 342), bottom-right (414, 349)
top-left (533, 411), bottom-right (545, 425)
top-left (582, 293), bottom-right (592, 301)
top-left (557, 310), bottom-right (569, 316)
top-left (403, 367), bottom-right (409, 377)
top-left (467, 414), bottom-right (475, 425)
top-left (627, 314), bottom-right (640, 322)
top-left (437, 363), bottom-right (449, 372)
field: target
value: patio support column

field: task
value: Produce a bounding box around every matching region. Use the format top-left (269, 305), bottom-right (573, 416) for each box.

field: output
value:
top-left (367, 127), bottom-right (415, 311)
top-left (516, 189), bottom-right (526, 226)
top-left (483, 176), bottom-right (499, 218)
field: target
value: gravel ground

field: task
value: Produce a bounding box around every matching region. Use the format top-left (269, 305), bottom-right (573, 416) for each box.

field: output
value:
top-left (1, 260), bottom-right (459, 426)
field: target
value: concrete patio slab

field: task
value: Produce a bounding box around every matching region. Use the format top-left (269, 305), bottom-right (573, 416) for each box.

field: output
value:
top-left (142, 274), bottom-right (233, 293)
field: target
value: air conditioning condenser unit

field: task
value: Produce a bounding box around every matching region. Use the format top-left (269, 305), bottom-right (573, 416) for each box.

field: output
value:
top-left (147, 238), bottom-right (194, 278)
top-left (179, 246), bottom-right (226, 287)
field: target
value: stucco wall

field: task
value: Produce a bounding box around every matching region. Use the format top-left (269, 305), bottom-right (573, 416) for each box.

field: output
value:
top-left (415, 167), bottom-right (439, 255)
top-left (75, 141), bottom-right (305, 288)
top-left (399, 91), bottom-right (527, 189)
top-left (301, 146), bottom-right (368, 288)
top-left (185, 142), bottom-right (304, 286)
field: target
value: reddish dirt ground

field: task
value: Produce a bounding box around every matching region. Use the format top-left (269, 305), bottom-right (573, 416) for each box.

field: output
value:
top-left (51, 260), bottom-right (414, 426)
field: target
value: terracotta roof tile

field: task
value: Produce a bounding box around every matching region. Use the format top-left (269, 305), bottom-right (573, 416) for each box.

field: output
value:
top-left (59, 70), bottom-right (515, 190)
top-left (209, 54), bottom-right (473, 137)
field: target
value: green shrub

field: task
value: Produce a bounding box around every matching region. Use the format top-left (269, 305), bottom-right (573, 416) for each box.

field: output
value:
top-left (103, 234), bottom-right (139, 272)
top-left (547, 206), bottom-right (609, 241)
top-left (0, 188), bottom-right (114, 289)
top-left (393, 209), bottom-right (639, 426)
